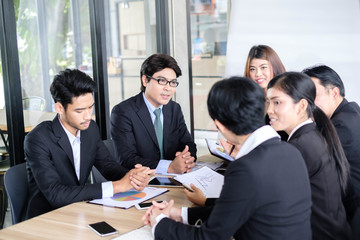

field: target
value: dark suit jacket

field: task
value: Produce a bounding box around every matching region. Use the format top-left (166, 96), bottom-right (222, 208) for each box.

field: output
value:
top-left (331, 99), bottom-right (360, 202)
top-left (288, 123), bottom-right (351, 240)
top-left (110, 92), bottom-right (196, 169)
top-left (25, 117), bottom-right (129, 218)
top-left (155, 138), bottom-right (312, 240)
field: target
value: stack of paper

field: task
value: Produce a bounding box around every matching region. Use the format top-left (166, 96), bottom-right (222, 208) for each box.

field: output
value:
top-left (174, 166), bottom-right (224, 198)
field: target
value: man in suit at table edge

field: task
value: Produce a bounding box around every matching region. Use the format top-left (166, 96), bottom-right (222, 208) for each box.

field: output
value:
top-left (111, 54), bottom-right (196, 174)
top-left (25, 68), bottom-right (154, 219)
top-left (303, 65), bottom-right (360, 237)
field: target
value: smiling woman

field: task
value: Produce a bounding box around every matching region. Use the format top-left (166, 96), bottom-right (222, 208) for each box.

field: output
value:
top-left (244, 45), bottom-right (286, 92)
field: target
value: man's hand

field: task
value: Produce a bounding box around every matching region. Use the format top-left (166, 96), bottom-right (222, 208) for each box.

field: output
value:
top-left (142, 200), bottom-right (181, 226)
top-left (168, 145), bottom-right (195, 174)
top-left (113, 164), bottom-right (155, 193)
top-left (184, 183), bottom-right (206, 206)
top-left (219, 138), bottom-right (240, 158)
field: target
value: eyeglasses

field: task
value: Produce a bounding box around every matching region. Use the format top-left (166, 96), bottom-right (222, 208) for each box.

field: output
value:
top-left (146, 75), bottom-right (179, 87)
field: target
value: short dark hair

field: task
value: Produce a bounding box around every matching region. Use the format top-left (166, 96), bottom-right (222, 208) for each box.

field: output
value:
top-left (302, 65), bottom-right (345, 97)
top-left (207, 77), bottom-right (265, 135)
top-left (50, 68), bottom-right (97, 109)
top-left (140, 54), bottom-right (182, 92)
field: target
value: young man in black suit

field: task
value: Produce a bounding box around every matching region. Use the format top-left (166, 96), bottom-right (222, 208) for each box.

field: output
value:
top-left (142, 77), bottom-right (312, 240)
top-left (303, 65), bottom-right (360, 237)
top-left (111, 54), bottom-right (196, 174)
top-left (25, 69), bottom-right (153, 219)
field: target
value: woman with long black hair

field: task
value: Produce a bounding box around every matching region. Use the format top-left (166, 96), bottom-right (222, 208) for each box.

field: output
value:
top-left (267, 72), bottom-right (351, 239)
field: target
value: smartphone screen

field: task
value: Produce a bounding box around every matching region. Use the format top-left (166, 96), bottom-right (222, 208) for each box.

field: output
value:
top-left (88, 221), bottom-right (118, 237)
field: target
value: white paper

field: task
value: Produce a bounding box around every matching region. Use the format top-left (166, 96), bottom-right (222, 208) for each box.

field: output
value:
top-left (174, 166), bottom-right (224, 198)
top-left (89, 187), bottom-right (168, 209)
top-left (111, 225), bottom-right (153, 240)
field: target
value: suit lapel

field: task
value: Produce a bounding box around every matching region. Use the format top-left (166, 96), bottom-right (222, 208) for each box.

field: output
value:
top-left (135, 93), bottom-right (160, 148)
top-left (52, 116), bottom-right (76, 172)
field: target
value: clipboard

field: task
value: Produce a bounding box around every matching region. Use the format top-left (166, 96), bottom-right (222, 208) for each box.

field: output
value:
top-left (205, 138), bottom-right (235, 162)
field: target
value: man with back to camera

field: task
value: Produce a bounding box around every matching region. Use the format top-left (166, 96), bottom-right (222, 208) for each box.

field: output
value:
top-left (303, 65), bottom-right (360, 237)
top-left (25, 68), bottom-right (154, 219)
top-left (142, 77), bottom-right (312, 240)
top-left (111, 54), bottom-right (197, 174)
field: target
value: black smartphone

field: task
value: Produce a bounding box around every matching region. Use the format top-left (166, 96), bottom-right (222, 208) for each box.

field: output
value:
top-left (88, 221), bottom-right (118, 237)
top-left (135, 200), bottom-right (163, 210)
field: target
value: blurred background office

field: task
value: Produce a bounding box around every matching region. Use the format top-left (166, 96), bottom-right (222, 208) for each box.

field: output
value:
top-left (0, 0), bottom-right (360, 228)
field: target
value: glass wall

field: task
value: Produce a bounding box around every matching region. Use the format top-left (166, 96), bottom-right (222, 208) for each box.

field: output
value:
top-left (17, 0), bottom-right (92, 106)
top-left (190, 0), bottom-right (229, 155)
top-left (15, 0), bottom-right (92, 138)
top-left (105, 0), bottom-right (157, 112)
top-left (0, 48), bottom-right (8, 167)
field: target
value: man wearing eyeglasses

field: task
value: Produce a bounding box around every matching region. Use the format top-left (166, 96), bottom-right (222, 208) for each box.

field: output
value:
top-left (111, 54), bottom-right (197, 174)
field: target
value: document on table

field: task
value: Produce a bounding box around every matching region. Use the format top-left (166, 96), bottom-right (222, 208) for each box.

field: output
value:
top-left (89, 187), bottom-right (168, 209)
top-left (174, 166), bottom-right (224, 198)
top-left (111, 225), bottom-right (153, 240)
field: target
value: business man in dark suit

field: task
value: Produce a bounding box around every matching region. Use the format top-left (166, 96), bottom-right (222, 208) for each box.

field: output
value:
top-left (304, 65), bottom-right (360, 238)
top-left (25, 69), bottom-right (153, 219)
top-left (142, 77), bottom-right (312, 240)
top-left (111, 54), bottom-right (196, 174)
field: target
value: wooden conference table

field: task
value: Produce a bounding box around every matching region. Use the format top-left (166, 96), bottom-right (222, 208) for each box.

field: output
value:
top-left (0, 155), bottom-right (222, 239)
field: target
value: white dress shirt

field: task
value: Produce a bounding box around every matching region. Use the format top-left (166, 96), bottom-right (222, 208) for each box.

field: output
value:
top-left (59, 118), bottom-right (113, 198)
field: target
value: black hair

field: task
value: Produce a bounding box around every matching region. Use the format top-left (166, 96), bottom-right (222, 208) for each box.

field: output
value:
top-left (207, 77), bottom-right (265, 135)
top-left (302, 65), bottom-right (345, 97)
top-left (268, 72), bottom-right (349, 193)
top-left (50, 68), bottom-right (97, 109)
top-left (140, 54), bottom-right (182, 92)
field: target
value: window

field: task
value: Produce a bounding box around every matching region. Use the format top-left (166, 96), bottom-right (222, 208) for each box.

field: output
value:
top-left (105, 0), bottom-right (157, 112)
top-left (16, 0), bottom-right (92, 110)
top-left (190, 0), bottom-right (229, 155)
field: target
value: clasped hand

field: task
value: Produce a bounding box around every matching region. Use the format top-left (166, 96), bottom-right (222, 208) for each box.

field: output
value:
top-left (168, 145), bottom-right (195, 173)
top-left (142, 200), bottom-right (182, 227)
top-left (113, 164), bottom-right (155, 193)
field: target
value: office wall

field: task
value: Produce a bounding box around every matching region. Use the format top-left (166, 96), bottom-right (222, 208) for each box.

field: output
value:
top-left (226, 0), bottom-right (360, 104)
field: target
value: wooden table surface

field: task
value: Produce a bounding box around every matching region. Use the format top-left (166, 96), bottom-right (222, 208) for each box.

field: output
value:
top-left (0, 188), bottom-right (193, 240)
top-left (0, 154), bottom-right (224, 239)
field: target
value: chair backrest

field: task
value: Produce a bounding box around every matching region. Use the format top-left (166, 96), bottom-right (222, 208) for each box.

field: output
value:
top-left (22, 96), bottom-right (46, 111)
top-left (4, 163), bottom-right (29, 224)
top-left (103, 138), bottom-right (115, 159)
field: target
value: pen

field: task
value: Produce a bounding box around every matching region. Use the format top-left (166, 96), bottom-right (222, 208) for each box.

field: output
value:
top-left (229, 145), bottom-right (235, 155)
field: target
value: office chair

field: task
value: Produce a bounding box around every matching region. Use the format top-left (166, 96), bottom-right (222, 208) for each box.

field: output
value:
top-left (22, 96), bottom-right (46, 111)
top-left (4, 163), bottom-right (29, 224)
top-left (91, 139), bottom-right (115, 183)
top-left (103, 138), bottom-right (115, 159)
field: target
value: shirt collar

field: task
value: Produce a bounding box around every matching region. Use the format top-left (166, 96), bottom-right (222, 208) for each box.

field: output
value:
top-left (235, 125), bottom-right (280, 159)
top-left (58, 116), bottom-right (81, 142)
top-left (287, 118), bottom-right (313, 141)
top-left (142, 92), bottom-right (163, 113)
